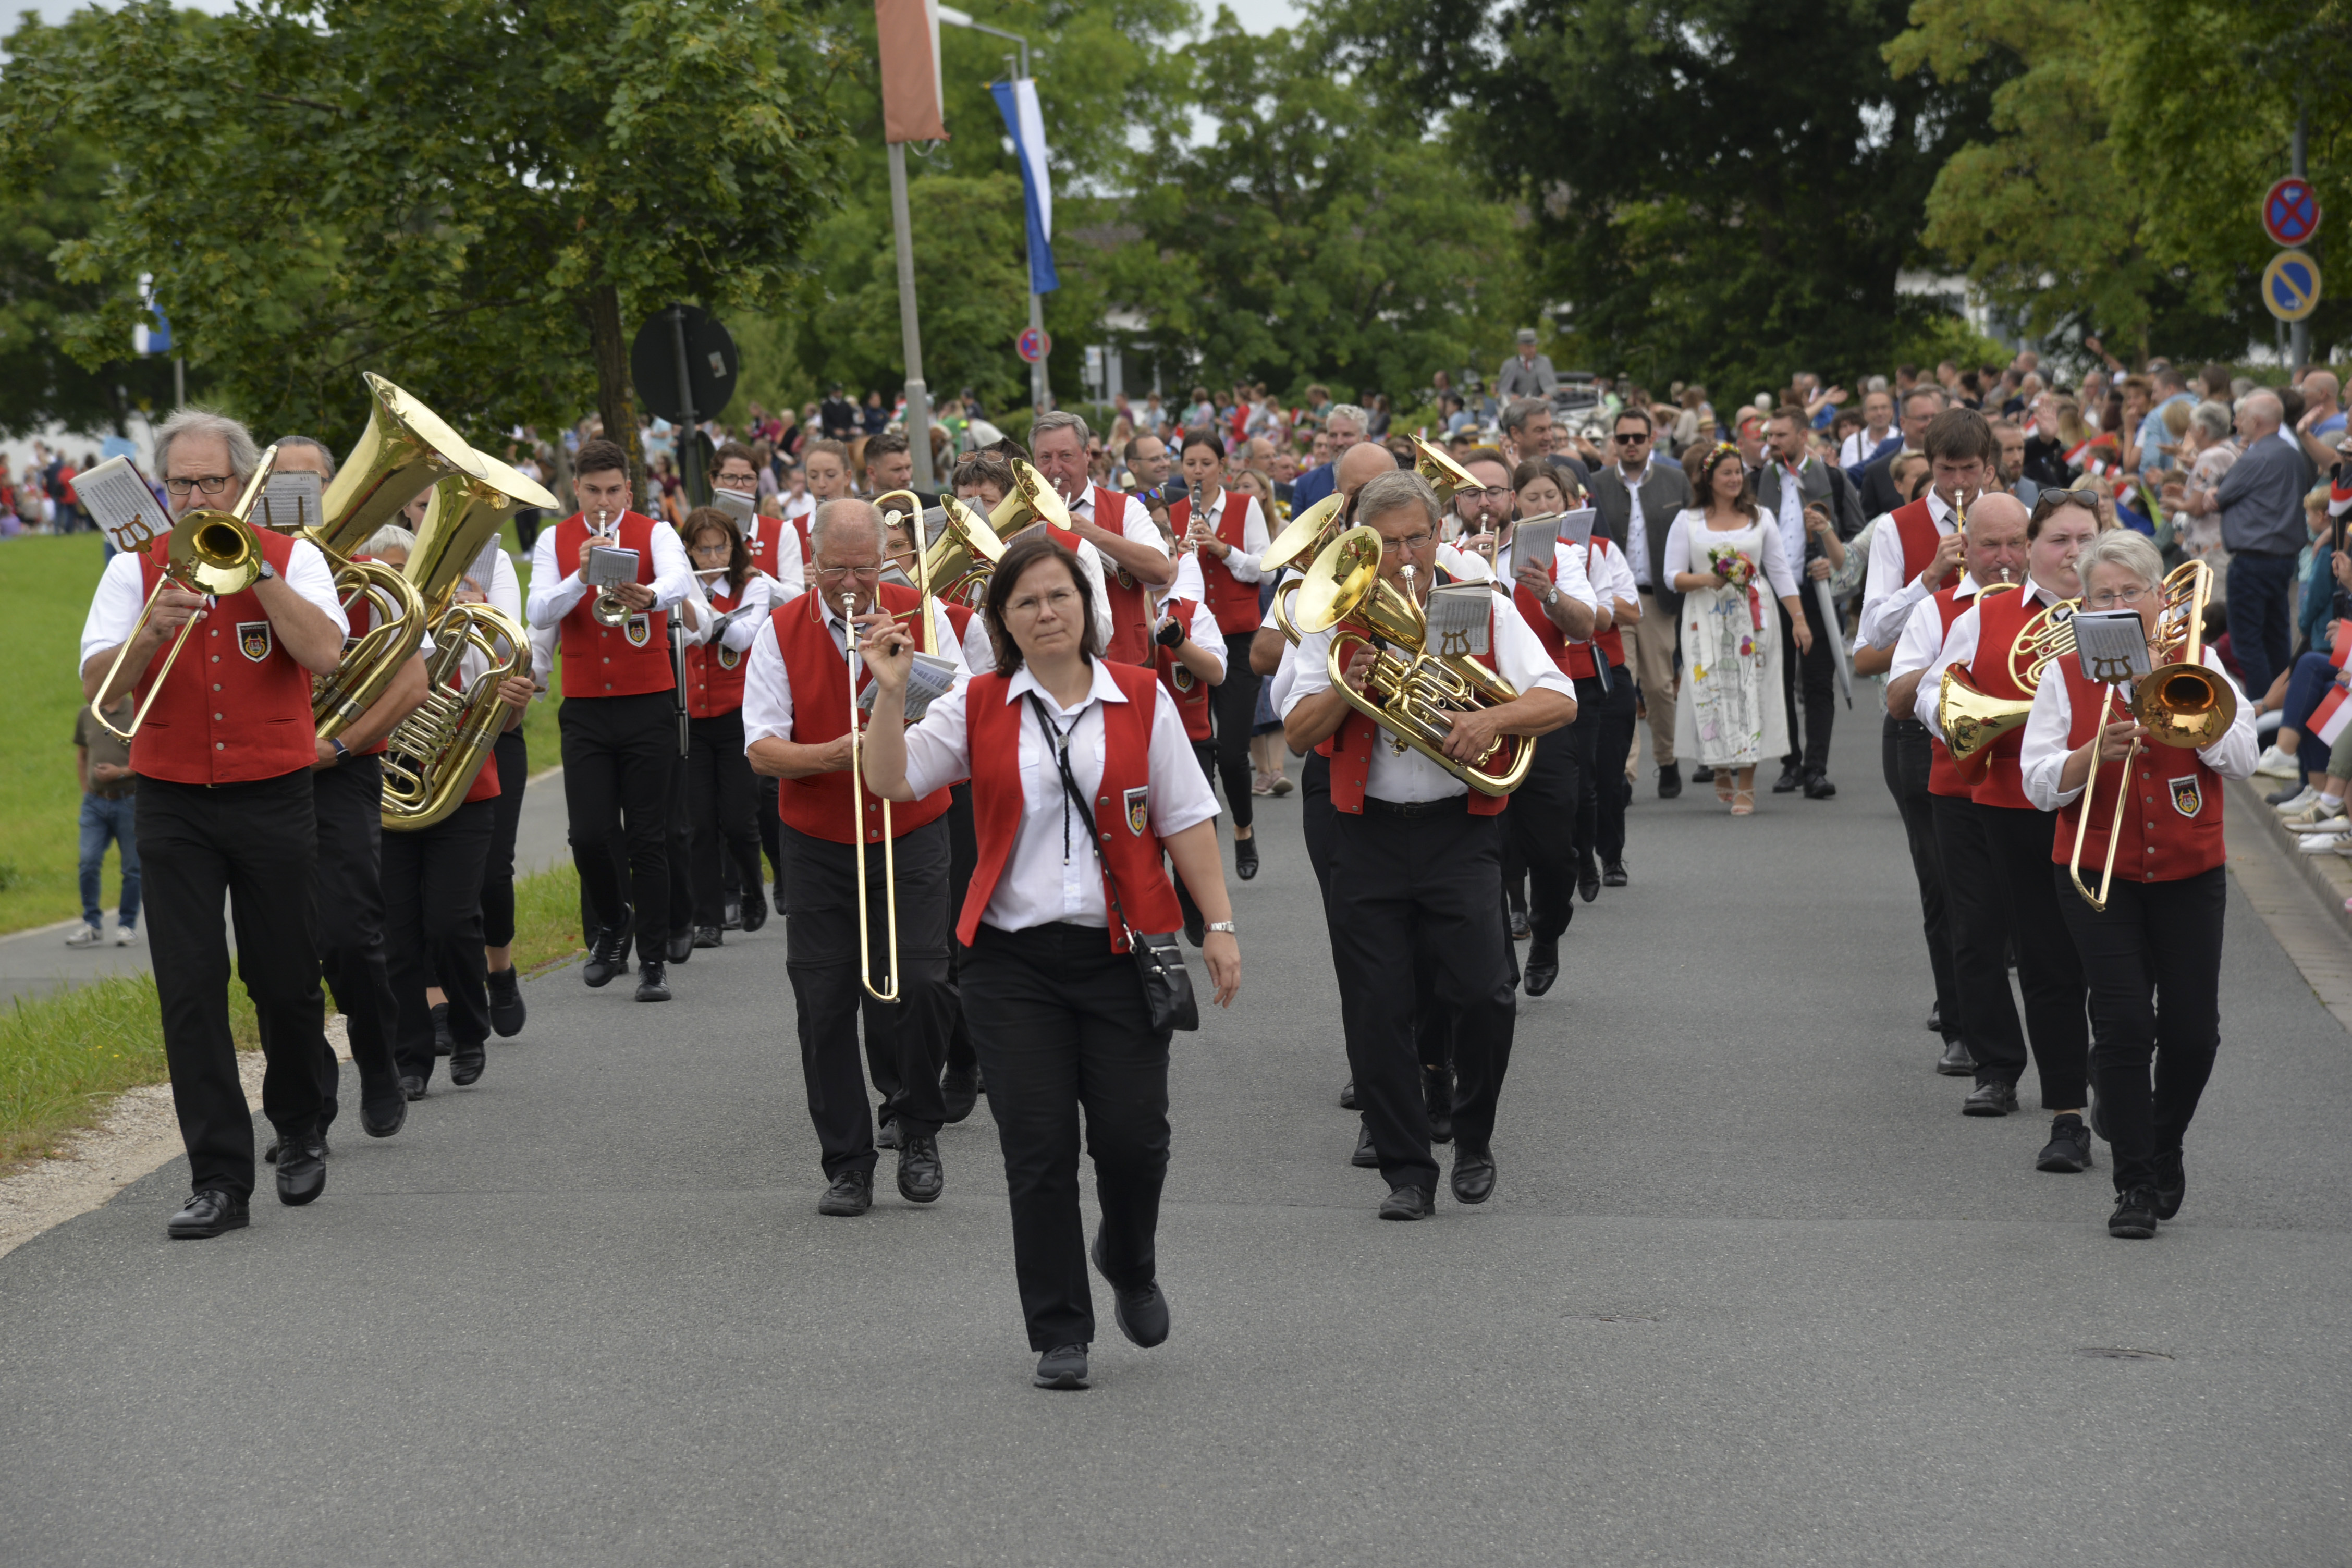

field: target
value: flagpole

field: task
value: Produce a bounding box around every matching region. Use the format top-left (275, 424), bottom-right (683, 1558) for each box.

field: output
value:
top-left (887, 140), bottom-right (935, 491)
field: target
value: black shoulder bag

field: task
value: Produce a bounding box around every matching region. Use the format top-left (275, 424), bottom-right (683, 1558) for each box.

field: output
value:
top-left (1025, 693), bottom-right (1200, 1034)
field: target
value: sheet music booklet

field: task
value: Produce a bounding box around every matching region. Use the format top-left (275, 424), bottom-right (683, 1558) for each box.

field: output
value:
top-left (859, 650), bottom-right (959, 722)
top-left (76, 456), bottom-right (173, 556)
top-left (1425, 581), bottom-right (1492, 657)
top-left (2069, 610), bottom-right (2152, 691)
top-left (1512, 516), bottom-right (1562, 572)
top-left (711, 485), bottom-right (756, 526)
top-left (255, 470), bottom-right (323, 534)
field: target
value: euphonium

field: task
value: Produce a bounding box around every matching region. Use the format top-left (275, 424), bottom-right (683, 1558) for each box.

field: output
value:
top-left (1261, 491), bottom-right (1348, 574)
top-left (924, 493), bottom-right (1006, 606)
top-left (1411, 437), bottom-right (1481, 506)
top-left (1292, 525), bottom-right (1534, 796)
top-left (988, 459), bottom-right (1073, 538)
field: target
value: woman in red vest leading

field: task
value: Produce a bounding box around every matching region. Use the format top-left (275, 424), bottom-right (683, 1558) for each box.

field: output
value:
top-left (858, 531), bottom-right (1239, 1393)
top-left (1171, 432), bottom-right (1270, 879)
top-left (2021, 529), bottom-right (2256, 1240)
top-left (76, 408), bottom-right (350, 1239)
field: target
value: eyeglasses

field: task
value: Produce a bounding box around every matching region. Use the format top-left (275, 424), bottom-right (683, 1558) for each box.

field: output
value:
top-left (163, 475), bottom-right (234, 497)
top-left (1465, 485), bottom-right (1512, 500)
top-left (1379, 532), bottom-right (1436, 554)
top-left (2084, 585), bottom-right (2153, 609)
top-left (814, 565), bottom-right (881, 582)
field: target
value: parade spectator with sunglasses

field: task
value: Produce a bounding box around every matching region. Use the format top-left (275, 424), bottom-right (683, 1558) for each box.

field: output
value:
top-left (1591, 408), bottom-right (1695, 797)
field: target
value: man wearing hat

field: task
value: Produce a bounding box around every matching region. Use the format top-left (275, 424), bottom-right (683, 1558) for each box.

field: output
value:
top-left (1496, 329), bottom-right (1558, 401)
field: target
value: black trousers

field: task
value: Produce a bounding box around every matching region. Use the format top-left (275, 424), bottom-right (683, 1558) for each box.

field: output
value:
top-left (1301, 749), bottom-right (1334, 903)
top-left (2056, 865), bottom-right (2226, 1194)
top-left (943, 783), bottom-right (978, 1076)
top-left (687, 709), bottom-right (765, 928)
top-left (1174, 739), bottom-right (1218, 932)
top-left (559, 691), bottom-right (673, 963)
top-left (482, 727), bottom-right (527, 949)
top-left (1780, 592), bottom-right (1835, 775)
top-left (1978, 803), bottom-right (2090, 1107)
top-left (1883, 717), bottom-right (1959, 1040)
top-left (1208, 631), bottom-right (1259, 830)
top-left (138, 773), bottom-right (327, 1200)
top-left (1508, 728), bottom-right (1581, 944)
top-left (963, 920), bottom-right (1170, 1351)
top-left (300, 757), bottom-right (402, 1125)
top-left (756, 775), bottom-right (783, 897)
top-left (665, 739), bottom-right (693, 946)
top-left (1331, 800), bottom-right (1516, 1191)
top-left (1574, 665), bottom-right (1636, 866)
top-left (385, 799), bottom-right (495, 1086)
top-left (781, 819), bottom-right (953, 1175)
top-left (1930, 792), bottom-right (2022, 1090)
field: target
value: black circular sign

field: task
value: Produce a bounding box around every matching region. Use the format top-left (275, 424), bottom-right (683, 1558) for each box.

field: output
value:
top-left (631, 304), bottom-right (739, 424)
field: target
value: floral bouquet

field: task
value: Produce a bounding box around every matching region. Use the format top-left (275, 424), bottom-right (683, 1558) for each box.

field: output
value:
top-left (1708, 543), bottom-right (1766, 632)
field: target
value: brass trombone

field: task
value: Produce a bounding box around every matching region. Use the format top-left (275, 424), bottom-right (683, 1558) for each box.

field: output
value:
top-left (89, 447), bottom-right (283, 742)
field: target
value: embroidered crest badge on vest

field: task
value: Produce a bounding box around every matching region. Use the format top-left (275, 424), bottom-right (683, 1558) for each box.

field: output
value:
top-left (2168, 775), bottom-right (2202, 817)
top-left (1171, 664), bottom-right (1195, 691)
top-left (718, 645), bottom-right (741, 670)
top-left (1116, 563), bottom-right (1137, 590)
top-left (237, 621), bottom-right (273, 663)
top-left (1124, 786), bottom-right (1150, 836)
top-left (624, 613), bottom-right (651, 648)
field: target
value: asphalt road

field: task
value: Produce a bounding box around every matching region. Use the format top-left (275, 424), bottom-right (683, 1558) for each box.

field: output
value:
top-left (4, 737), bottom-right (2348, 1567)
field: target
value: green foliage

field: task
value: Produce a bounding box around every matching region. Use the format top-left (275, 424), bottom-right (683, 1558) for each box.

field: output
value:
top-left (0, 973), bottom-right (252, 1172)
top-left (0, 536), bottom-right (115, 935)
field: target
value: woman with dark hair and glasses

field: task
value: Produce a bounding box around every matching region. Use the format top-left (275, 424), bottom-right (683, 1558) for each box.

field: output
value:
top-left (678, 507), bottom-right (781, 946)
top-left (858, 531), bottom-right (1241, 1391)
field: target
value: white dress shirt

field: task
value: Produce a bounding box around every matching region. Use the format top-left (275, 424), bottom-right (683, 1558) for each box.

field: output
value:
top-left (1152, 589), bottom-right (1224, 673)
top-left (1065, 485), bottom-right (1172, 647)
top-left (1839, 428), bottom-right (1897, 468)
top-left (525, 515), bottom-right (694, 631)
top-left (1771, 460), bottom-right (1809, 575)
top-left (683, 571), bottom-right (781, 651)
top-left (488, 548), bottom-right (522, 626)
top-left (1269, 632), bottom-right (1301, 716)
top-left (740, 593), bottom-right (971, 750)
top-left (1584, 536), bottom-right (1641, 616)
top-left (2019, 647), bottom-right (2257, 809)
top-left (1659, 510), bottom-right (1800, 601)
top-left (744, 513), bottom-right (806, 601)
top-left (1859, 487), bottom-right (1961, 648)
top-left (1190, 491), bottom-right (1270, 583)
top-left (1281, 590), bottom-right (1577, 804)
top-left (1915, 578), bottom-right (2055, 737)
top-left (1887, 572), bottom-right (1980, 718)
top-left (899, 658), bottom-right (1222, 932)
top-left (80, 536), bottom-right (348, 666)
top-left (1616, 462), bottom-right (1655, 589)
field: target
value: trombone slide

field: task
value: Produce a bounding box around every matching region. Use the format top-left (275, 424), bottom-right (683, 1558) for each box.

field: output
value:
top-left (843, 592), bottom-right (901, 1004)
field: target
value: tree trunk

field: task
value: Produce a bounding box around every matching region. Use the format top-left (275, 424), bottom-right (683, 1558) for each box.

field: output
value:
top-left (587, 281), bottom-right (644, 503)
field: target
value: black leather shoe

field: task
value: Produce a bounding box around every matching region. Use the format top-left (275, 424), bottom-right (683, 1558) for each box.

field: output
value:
top-left (1804, 771), bottom-right (1838, 800)
top-left (1351, 1123), bottom-right (1379, 1167)
top-left (582, 918), bottom-right (633, 987)
top-left (358, 1092), bottom-right (407, 1138)
top-left (739, 883), bottom-right (769, 934)
top-left (430, 1002), bottom-right (453, 1058)
top-left (1936, 1037), bottom-right (1976, 1076)
top-left (818, 1169), bottom-right (872, 1217)
top-left (666, 930), bottom-right (694, 964)
top-left (1233, 833), bottom-right (1259, 880)
top-left (1524, 935), bottom-right (1560, 997)
top-left (485, 966), bottom-right (526, 1037)
top-left (692, 925), bottom-right (723, 949)
top-left (167, 1189), bottom-right (249, 1240)
top-left (449, 1038), bottom-right (486, 1087)
top-left (1963, 1079), bottom-right (2019, 1117)
top-left (275, 1130), bottom-right (326, 1206)
top-left (2108, 1187), bottom-right (2160, 1239)
top-left (875, 1116), bottom-right (902, 1152)
top-left (1451, 1145), bottom-right (1496, 1205)
top-left (634, 960), bottom-right (672, 1002)
top-left (2036, 1115), bottom-right (2093, 1172)
top-left (1338, 1078), bottom-right (1357, 1111)
top-left (1379, 1184), bottom-right (1434, 1221)
top-left (1772, 763), bottom-right (1803, 794)
top-left (1656, 762), bottom-right (1682, 800)
top-left (1509, 905), bottom-right (1530, 940)
top-left (722, 893), bottom-right (743, 931)
top-left (2153, 1149), bottom-right (2186, 1219)
top-left (1034, 1343), bottom-right (1090, 1390)
top-left (1926, 1001), bottom-right (1943, 1034)
top-left (1692, 764), bottom-right (1716, 783)
top-left (399, 1074), bottom-right (428, 1102)
top-left (262, 1127), bottom-right (329, 1166)
top-left (1092, 1232), bottom-right (1170, 1348)
top-left (897, 1134), bottom-right (945, 1203)
top-left (1424, 1065), bottom-right (1453, 1144)
top-left (940, 1067), bottom-right (979, 1124)
top-left (1578, 859), bottom-right (1602, 902)
top-left (1602, 860), bottom-right (1629, 888)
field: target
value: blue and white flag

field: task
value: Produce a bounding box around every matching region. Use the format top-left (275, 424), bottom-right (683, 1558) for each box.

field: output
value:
top-left (990, 77), bottom-right (1058, 295)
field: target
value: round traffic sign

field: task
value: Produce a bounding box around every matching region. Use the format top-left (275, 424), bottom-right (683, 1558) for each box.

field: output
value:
top-left (1016, 326), bottom-right (1051, 364)
top-left (2263, 249), bottom-right (2323, 322)
top-left (2264, 178), bottom-right (2321, 247)
top-left (630, 304), bottom-right (739, 424)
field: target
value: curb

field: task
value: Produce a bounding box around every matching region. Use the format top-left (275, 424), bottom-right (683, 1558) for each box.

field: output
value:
top-left (2231, 775), bottom-right (2352, 945)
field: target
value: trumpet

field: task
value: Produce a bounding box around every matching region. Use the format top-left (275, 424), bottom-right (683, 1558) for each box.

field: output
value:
top-left (90, 447), bottom-right (282, 742)
top-left (1292, 525), bottom-right (1533, 795)
top-left (586, 510), bottom-right (635, 627)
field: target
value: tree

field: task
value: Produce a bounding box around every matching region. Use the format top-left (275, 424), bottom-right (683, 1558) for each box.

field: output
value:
top-left (1327, 0), bottom-right (2012, 397)
top-left (0, 0), bottom-right (850, 473)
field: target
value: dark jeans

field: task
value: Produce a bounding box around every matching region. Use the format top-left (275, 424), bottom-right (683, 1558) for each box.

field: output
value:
top-left (1979, 803), bottom-right (2090, 1108)
top-left (2281, 650), bottom-right (2339, 778)
top-left (1208, 632), bottom-right (1259, 831)
top-left (780, 819), bottom-right (953, 1174)
top-left (963, 920), bottom-right (1170, 1351)
top-left (482, 727), bottom-right (527, 949)
top-left (1779, 590), bottom-right (1836, 775)
top-left (77, 792), bottom-right (140, 928)
top-left (138, 773), bottom-right (327, 1200)
top-left (384, 799), bottom-right (495, 1086)
top-left (2225, 548), bottom-right (2299, 707)
top-left (1883, 717), bottom-right (1959, 1040)
top-left (1573, 664), bottom-right (1636, 866)
top-left (2056, 865), bottom-right (2226, 1194)
top-left (687, 710), bottom-right (764, 928)
top-left (559, 691), bottom-right (674, 962)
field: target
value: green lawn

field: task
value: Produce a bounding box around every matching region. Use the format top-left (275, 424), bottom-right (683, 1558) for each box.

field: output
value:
top-left (1, 535), bottom-right (120, 933)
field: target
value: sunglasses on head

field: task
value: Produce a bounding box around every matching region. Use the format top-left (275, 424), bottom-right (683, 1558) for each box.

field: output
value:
top-left (2029, 487), bottom-right (2103, 520)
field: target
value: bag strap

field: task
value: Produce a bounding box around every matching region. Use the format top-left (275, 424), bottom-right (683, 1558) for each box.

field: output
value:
top-left (1026, 691), bottom-right (1143, 946)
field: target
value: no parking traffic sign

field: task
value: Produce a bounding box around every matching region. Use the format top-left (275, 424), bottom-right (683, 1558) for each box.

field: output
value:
top-left (2264, 178), bottom-right (2321, 247)
top-left (2263, 249), bottom-right (2323, 322)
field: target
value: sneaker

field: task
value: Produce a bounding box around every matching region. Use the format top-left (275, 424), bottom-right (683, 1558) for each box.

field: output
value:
top-left (2253, 743), bottom-right (2300, 779)
top-left (1270, 774), bottom-right (1294, 797)
top-left (63, 924), bottom-right (103, 949)
top-left (2035, 1114), bottom-right (2093, 1173)
top-left (2298, 830), bottom-right (2351, 855)
top-left (2271, 783), bottom-right (2321, 815)
top-left (114, 923), bottom-right (139, 946)
top-left (1250, 773), bottom-right (1276, 797)
top-left (2284, 797), bottom-right (2348, 829)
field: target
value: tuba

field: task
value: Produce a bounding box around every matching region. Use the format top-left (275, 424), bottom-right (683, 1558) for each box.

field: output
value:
top-left (1292, 525), bottom-right (1534, 795)
top-left (378, 452), bottom-right (554, 832)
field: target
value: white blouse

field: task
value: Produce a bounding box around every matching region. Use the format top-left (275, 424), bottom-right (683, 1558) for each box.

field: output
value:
top-left (1660, 509), bottom-right (1800, 602)
top-left (2018, 647), bottom-right (2258, 810)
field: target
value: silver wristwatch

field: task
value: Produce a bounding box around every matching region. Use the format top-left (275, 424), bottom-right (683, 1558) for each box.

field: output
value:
top-left (1204, 920), bottom-right (1236, 935)
top-left (255, 558), bottom-right (277, 582)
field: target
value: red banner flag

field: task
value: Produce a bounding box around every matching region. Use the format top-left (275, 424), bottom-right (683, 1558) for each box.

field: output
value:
top-left (876, 0), bottom-right (948, 145)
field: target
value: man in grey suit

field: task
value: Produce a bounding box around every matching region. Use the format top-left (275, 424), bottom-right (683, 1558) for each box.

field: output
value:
top-left (1496, 329), bottom-right (1558, 401)
top-left (1589, 407), bottom-right (1695, 797)
top-left (1756, 405), bottom-right (1865, 797)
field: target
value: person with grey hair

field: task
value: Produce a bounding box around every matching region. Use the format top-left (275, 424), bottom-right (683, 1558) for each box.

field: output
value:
top-left (2172, 389), bottom-right (2304, 701)
top-left (1496, 329), bottom-right (1557, 400)
top-left (1284, 401), bottom-right (1371, 514)
top-left (1030, 409), bottom-right (1173, 665)
top-left (1282, 468), bottom-right (1578, 1220)
top-left (76, 403), bottom-right (353, 1237)
top-left (2020, 525), bottom-right (2256, 1240)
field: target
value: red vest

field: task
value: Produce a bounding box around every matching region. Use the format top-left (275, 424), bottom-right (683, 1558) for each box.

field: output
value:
top-left (960, 662), bottom-right (1187, 950)
top-left (1925, 585), bottom-right (1978, 799)
top-left (744, 516), bottom-right (788, 583)
top-left (2050, 657), bottom-right (2226, 882)
top-left (1966, 586), bottom-right (2041, 812)
top-left (941, 599), bottom-right (979, 667)
top-left (1155, 600), bottom-right (1214, 740)
top-left (1891, 497), bottom-right (1958, 593)
top-left (769, 583), bottom-right (951, 844)
top-left (684, 580), bottom-right (752, 719)
top-left (1170, 489), bottom-right (1261, 633)
top-left (130, 528), bottom-right (317, 786)
top-left (1085, 485), bottom-right (1157, 665)
top-left (1510, 544), bottom-right (1576, 677)
top-left (460, 668), bottom-right (503, 804)
top-left (790, 506), bottom-right (816, 564)
top-left (553, 510), bottom-right (673, 700)
top-left (338, 552), bottom-right (391, 756)
top-left (1562, 540), bottom-right (1628, 680)
top-left (1316, 590), bottom-right (1511, 817)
